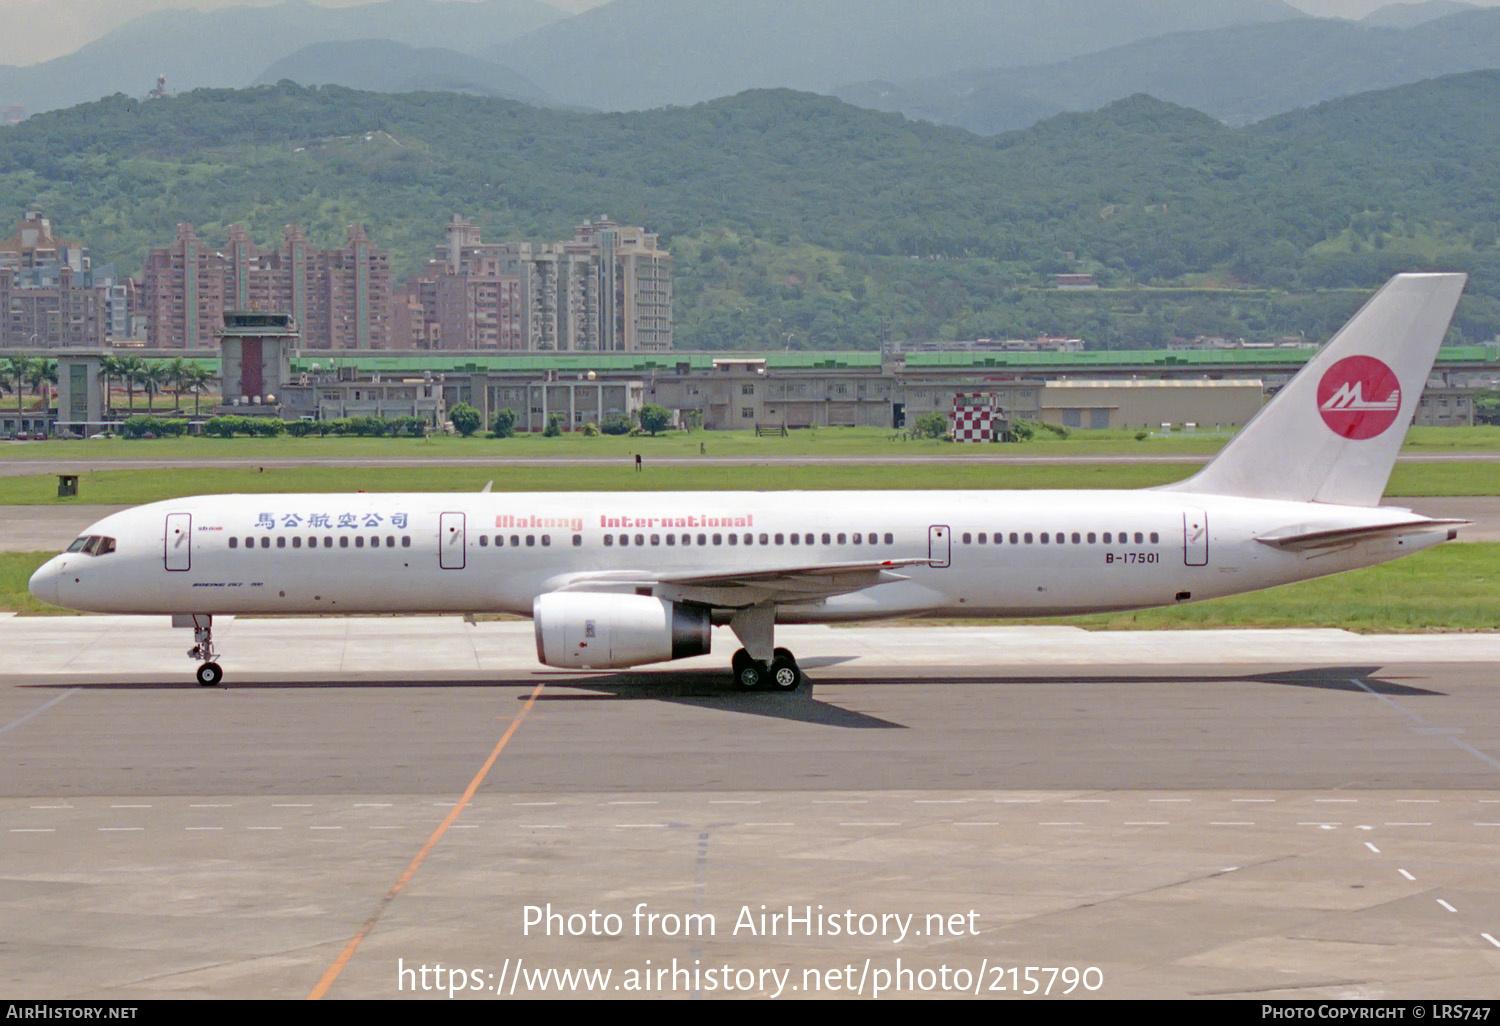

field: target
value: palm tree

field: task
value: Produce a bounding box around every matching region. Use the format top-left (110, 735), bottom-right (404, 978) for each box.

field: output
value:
top-left (100, 355), bottom-right (126, 415)
top-left (26, 359), bottom-right (56, 415)
top-left (3, 355), bottom-right (32, 427)
top-left (186, 364), bottom-right (216, 417)
top-left (140, 362), bottom-right (166, 411)
top-left (165, 357), bottom-right (190, 412)
top-left (118, 357), bottom-right (147, 414)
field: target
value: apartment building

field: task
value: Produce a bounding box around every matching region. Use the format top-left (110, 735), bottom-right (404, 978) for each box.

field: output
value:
top-left (394, 215), bottom-right (672, 353)
top-left (142, 223), bottom-right (391, 350)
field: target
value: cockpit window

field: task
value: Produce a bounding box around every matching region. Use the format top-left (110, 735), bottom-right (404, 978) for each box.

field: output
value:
top-left (68, 535), bottom-right (116, 556)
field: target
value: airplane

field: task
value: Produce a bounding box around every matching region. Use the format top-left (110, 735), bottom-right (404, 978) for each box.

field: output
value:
top-left (28, 273), bottom-right (1470, 691)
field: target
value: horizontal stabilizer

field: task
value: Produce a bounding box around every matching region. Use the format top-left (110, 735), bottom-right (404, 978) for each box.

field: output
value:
top-left (1256, 518), bottom-right (1468, 552)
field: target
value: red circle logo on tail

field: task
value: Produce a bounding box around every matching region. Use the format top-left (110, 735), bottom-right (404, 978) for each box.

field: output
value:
top-left (1317, 356), bottom-right (1402, 440)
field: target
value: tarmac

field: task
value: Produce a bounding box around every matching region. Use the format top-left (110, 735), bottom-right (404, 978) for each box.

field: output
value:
top-left (2, 617), bottom-right (1499, 999)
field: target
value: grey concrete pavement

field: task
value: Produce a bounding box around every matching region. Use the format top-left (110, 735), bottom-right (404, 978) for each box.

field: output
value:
top-left (4, 619), bottom-right (1500, 999)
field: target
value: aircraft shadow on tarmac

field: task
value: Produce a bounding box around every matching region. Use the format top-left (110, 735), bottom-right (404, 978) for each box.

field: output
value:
top-left (17, 664), bottom-right (1440, 731)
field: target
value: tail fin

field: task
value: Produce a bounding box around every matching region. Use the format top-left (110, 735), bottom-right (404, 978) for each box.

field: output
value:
top-left (1162, 272), bottom-right (1466, 507)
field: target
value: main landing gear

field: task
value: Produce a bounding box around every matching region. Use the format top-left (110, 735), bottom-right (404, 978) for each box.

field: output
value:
top-left (731, 647), bottom-right (803, 692)
top-left (727, 604), bottom-right (803, 692)
top-left (184, 615), bottom-right (223, 687)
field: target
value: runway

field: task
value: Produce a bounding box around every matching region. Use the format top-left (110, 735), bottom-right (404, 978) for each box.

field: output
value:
top-left (2, 619), bottom-right (1499, 999)
top-left (4, 496), bottom-right (1500, 552)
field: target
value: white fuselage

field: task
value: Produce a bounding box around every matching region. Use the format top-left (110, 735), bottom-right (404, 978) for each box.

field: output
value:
top-left (29, 489), bottom-right (1447, 621)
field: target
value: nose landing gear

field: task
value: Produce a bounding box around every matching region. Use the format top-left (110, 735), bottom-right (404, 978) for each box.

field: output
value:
top-left (182, 615), bottom-right (223, 686)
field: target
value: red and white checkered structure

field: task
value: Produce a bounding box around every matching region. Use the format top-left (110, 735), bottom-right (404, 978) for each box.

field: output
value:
top-left (950, 392), bottom-right (997, 443)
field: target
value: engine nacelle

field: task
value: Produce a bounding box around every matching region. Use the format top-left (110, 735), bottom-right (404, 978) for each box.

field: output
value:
top-left (533, 593), bottom-right (712, 669)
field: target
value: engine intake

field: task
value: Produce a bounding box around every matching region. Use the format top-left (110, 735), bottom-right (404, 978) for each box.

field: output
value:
top-left (534, 593), bottom-right (712, 669)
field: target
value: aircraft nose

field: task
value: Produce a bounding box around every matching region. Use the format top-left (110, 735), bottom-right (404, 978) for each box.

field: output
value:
top-left (28, 558), bottom-right (60, 606)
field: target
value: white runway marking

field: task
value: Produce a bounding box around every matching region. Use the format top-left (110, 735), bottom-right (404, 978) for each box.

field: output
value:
top-left (0, 688), bottom-right (76, 737)
top-left (1438, 899), bottom-right (1458, 912)
top-left (1398, 869), bottom-right (1416, 881)
top-left (1365, 842), bottom-right (1381, 853)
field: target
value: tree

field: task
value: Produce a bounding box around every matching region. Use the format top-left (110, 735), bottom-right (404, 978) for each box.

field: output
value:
top-left (449, 402), bottom-right (482, 437)
top-left (542, 413), bottom-right (561, 437)
top-left (913, 412), bottom-right (948, 439)
top-left (184, 364), bottom-right (215, 416)
top-left (637, 404), bottom-right (672, 436)
top-left (490, 407), bottom-right (517, 437)
top-left (25, 359), bottom-right (56, 416)
top-left (2, 356), bottom-right (32, 424)
top-left (164, 357), bottom-right (191, 412)
top-left (118, 357), bottom-right (147, 414)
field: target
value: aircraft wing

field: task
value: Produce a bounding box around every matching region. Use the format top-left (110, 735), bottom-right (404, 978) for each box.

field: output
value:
top-left (545, 557), bottom-right (930, 607)
top-left (1256, 518), bottom-right (1468, 552)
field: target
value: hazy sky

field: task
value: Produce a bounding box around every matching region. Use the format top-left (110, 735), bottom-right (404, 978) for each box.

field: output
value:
top-left (2, 0), bottom-right (1497, 67)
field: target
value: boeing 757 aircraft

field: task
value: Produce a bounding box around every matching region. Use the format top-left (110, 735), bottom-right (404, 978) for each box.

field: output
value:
top-left (29, 273), bottom-right (1469, 690)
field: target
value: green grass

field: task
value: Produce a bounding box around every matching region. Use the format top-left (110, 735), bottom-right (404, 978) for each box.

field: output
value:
top-left (1, 459), bottom-right (1499, 504)
top-left (4, 424), bottom-right (1500, 463)
top-left (4, 543), bottom-right (1496, 628)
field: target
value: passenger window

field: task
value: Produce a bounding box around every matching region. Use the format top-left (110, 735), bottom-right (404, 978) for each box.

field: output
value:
top-left (822, 533), bottom-right (831, 544)
top-left (261, 537), bottom-right (270, 548)
top-left (480, 535), bottom-right (488, 547)
top-left (775, 533), bottom-right (785, 545)
top-left (1087, 532), bottom-right (1096, 543)
top-left (962, 533), bottom-right (972, 544)
top-left (292, 537), bottom-right (302, 549)
top-left (759, 533), bottom-right (769, 545)
top-left (728, 534), bottom-right (738, 546)
top-left (229, 537), bottom-right (238, 549)
top-left (327, 537), bottom-right (335, 548)
top-left (542, 535), bottom-right (551, 547)
top-left (697, 534), bottom-right (706, 546)
top-left (620, 534), bottom-right (630, 547)
top-left (650, 534), bottom-right (660, 546)
top-left (884, 533), bottom-right (894, 545)
top-left (510, 535), bottom-right (519, 547)
top-left (1023, 533), bottom-right (1033, 544)
top-left (744, 533), bottom-right (753, 545)
top-left (789, 534), bottom-right (799, 545)
top-left (805, 534), bottom-right (814, 545)
top-left (837, 533), bottom-right (846, 544)
top-left (1040, 533), bottom-right (1049, 544)
top-left (1135, 532), bottom-right (1144, 543)
top-left (1072, 533), bottom-right (1081, 543)
top-left (1150, 532), bottom-right (1159, 544)
top-left (712, 534), bottom-right (722, 545)
top-left (402, 536), bottom-right (410, 548)
top-left (572, 534), bottom-right (583, 547)
top-left (977, 533), bottom-right (985, 544)
top-left (604, 535), bottom-right (614, 547)
top-left (665, 534), bottom-right (675, 546)
top-left (1103, 532), bottom-right (1112, 543)
top-left (339, 537), bottom-right (348, 548)
top-left (1009, 533), bottom-right (1018, 544)
top-left (371, 536), bottom-right (380, 548)
top-left (681, 534), bottom-right (692, 546)
top-left (631, 534), bottom-right (641, 547)
top-left (355, 536), bottom-right (364, 548)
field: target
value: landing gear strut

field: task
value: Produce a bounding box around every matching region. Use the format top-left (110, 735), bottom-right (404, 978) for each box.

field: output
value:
top-left (728, 604), bottom-right (803, 691)
top-left (184, 615), bottom-right (223, 687)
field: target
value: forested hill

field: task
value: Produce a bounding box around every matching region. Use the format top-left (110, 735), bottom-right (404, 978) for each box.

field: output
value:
top-left (2, 77), bottom-right (1499, 348)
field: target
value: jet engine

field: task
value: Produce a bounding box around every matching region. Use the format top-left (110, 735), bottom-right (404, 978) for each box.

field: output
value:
top-left (533, 593), bottom-right (712, 669)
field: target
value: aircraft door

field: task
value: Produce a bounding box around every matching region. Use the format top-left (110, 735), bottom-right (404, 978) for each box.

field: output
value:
top-left (165, 513), bottom-right (192, 572)
top-left (1183, 508), bottom-right (1208, 566)
top-left (440, 512), bottom-right (466, 570)
top-left (928, 524), bottom-right (951, 568)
